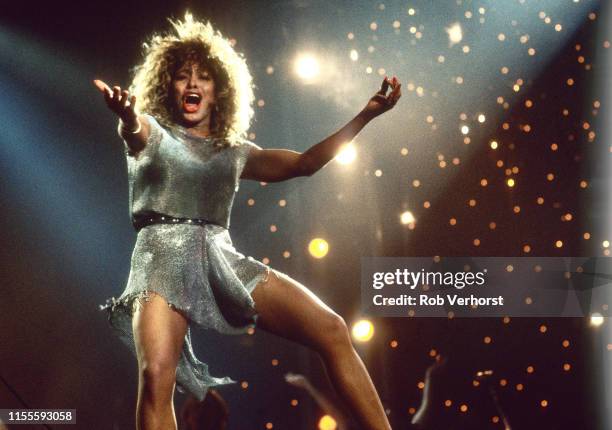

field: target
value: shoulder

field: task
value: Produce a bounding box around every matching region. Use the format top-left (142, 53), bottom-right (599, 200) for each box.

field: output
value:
top-left (235, 140), bottom-right (262, 165)
top-left (221, 138), bottom-right (261, 156)
top-left (141, 113), bottom-right (166, 135)
top-left (235, 138), bottom-right (262, 153)
top-left (230, 139), bottom-right (262, 174)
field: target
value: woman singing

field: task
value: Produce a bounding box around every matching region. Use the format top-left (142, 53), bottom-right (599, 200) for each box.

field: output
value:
top-left (97, 13), bottom-right (400, 430)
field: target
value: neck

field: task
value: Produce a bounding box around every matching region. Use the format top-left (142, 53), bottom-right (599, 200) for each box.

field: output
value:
top-left (182, 121), bottom-right (212, 138)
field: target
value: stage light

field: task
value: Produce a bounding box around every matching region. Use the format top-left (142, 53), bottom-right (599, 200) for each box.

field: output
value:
top-left (349, 49), bottom-right (359, 61)
top-left (446, 23), bottom-right (463, 45)
top-left (294, 53), bottom-right (320, 82)
top-left (352, 319), bottom-right (374, 342)
top-left (400, 211), bottom-right (415, 225)
top-left (335, 143), bottom-right (357, 164)
top-left (461, 125), bottom-right (469, 135)
top-left (318, 415), bottom-right (338, 430)
top-left (308, 238), bottom-right (329, 258)
top-left (591, 313), bottom-right (604, 327)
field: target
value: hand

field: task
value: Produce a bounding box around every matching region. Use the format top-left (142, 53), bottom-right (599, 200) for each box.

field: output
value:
top-left (284, 372), bottom-right (309, 389)
top-left (93, 79), bottom-right (139, 130)
top-left (361, 76), bottom-right (401, 119)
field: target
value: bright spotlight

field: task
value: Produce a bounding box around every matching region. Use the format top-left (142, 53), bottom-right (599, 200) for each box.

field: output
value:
top-left (461, 125), bottom-right (470, 135)
top-left (308, 238), bottom-right (329, 259)
top-left (446, 23), bottom-right (463, 45)
top-left (591, 313), bottom-right (605, 327)
top-left (318, 415), bottom-right (338, 430)
top-left (400, 211), bottom-right (415, 224)
top-left (349, 49), bottom-right (359, 61)
top-left (294, 53), bottom-right (320, 81)
top-left (352, 319), bottom-right (374, 342)
top-left (335, 143), bottom-right (357, 165)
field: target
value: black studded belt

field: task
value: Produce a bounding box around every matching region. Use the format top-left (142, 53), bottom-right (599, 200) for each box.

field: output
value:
top-left (132, 211), bottom-right (211, 231)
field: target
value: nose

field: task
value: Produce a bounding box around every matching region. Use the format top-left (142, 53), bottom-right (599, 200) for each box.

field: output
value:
top-left (187, 71), bottom-right (198, 88)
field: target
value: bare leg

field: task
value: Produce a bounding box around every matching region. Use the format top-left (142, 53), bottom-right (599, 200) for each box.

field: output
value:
top-left (251, 271), bottom-right (391, 430)
top-left (132, 293), bottom-right (188, 430)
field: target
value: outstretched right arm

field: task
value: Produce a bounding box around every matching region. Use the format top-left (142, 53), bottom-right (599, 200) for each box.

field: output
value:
top-left (93, 79), bottom-right (150, 154)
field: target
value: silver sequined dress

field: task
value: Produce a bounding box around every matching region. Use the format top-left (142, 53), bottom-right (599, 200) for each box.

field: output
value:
top-left (100, 114), bottom-right (269, 401)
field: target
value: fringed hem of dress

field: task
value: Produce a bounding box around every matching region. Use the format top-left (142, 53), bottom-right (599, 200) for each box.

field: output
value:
top-left (99, 223), bottom-right (271, 401)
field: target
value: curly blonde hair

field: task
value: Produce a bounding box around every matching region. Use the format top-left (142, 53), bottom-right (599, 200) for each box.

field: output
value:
top-left (129, 13), bottom-right (254, 145)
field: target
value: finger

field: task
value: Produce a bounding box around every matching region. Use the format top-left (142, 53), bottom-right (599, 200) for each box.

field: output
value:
top-left (93, 79), bottom-right (110, 94)
top-left (124, 95), bottom-right (138, 122)
top-left (390, 84), bottom-right (402, 104)
top-left (112, 86), bottom-right (121, 102)
top-left (389, 81), bottom-right (401, 96)
top-left (378, 77), bottom-right (390, 95)
top-left (93, 79), bottom-right (113, 102)
top-left (391, 83), bottom-right (402, 100)
top-left (120, 90), bottom-right (130, 109)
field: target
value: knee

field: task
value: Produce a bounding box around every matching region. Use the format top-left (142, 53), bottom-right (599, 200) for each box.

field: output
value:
top-left (139, 359), bottom-right (177, 396)
top-left (317, 312), bottom-right (352, 351)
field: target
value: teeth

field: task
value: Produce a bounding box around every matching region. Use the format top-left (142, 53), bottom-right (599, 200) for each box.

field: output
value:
top-left (185, 93), bottom-right (201, 104)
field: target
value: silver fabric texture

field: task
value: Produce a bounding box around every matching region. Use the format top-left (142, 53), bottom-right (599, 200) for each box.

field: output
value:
top-left (100, 115), bottom-right (270, 401)
top-left (127, 114), bottom-right (257, 229)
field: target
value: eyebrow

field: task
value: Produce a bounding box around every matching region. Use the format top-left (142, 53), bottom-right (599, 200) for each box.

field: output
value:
top-left (175, 67), bottom-right (211, 76)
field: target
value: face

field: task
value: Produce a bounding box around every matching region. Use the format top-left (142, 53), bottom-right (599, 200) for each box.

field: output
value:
top-left (171, 62), bottom-right (216, 127)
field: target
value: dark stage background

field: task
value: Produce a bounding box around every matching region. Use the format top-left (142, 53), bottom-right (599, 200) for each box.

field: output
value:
top-left (1, 1), bottom-right (610, 429)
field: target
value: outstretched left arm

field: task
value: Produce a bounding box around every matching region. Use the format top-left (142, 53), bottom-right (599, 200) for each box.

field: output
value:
top-left (241, 76), bottom-right (401, 182)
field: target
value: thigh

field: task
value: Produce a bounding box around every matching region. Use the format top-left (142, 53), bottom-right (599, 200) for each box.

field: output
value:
top-left (251, 270), bottom-right (345, 348)
top-left (132, 292), bottom-right (189, 368)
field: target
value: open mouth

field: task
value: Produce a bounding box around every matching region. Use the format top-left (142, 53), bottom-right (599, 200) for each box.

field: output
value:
top-left (182, 93), bottom-right (202, 113)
